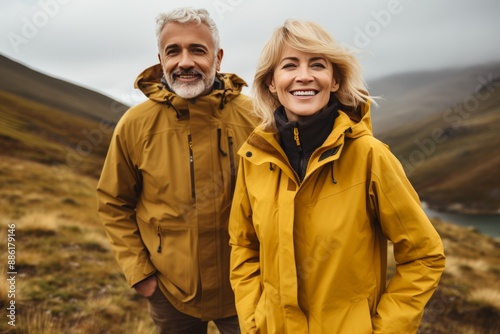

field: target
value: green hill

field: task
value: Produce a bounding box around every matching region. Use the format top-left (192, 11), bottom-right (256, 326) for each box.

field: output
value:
top-left (0, 54), bottom-right (129, 179)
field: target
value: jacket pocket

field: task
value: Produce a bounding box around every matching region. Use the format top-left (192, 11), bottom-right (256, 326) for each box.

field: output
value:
top-left (152, 224), bottom-right (197, 301)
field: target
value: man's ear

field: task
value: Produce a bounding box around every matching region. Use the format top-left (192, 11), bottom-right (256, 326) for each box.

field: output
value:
top-left (216, 49), bottom-right (224, 71)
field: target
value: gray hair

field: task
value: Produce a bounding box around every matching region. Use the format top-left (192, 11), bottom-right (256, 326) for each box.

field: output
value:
top-left (155, 7), bottom-right (221, 54)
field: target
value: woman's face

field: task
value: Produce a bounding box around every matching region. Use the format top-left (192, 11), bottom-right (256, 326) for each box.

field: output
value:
top-left (269, 44), bottom-right (339, 122)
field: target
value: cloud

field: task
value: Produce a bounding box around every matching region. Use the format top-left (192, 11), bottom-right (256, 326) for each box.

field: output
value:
top-left (1, 0), bottom-right (499, 105)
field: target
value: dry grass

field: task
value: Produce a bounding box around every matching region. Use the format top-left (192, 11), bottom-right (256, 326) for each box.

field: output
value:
top-left (467, 288), bottom-right (500, 309)
top-left (0, 156), bottom-right (154, 333)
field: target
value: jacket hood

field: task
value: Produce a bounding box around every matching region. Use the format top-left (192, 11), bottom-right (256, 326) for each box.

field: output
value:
top-left (239, 100), bottom-right (374, 185)
top-left (342, 101), bottom-right (373, 140)
top-left (246, 100), bottom-right (374, 158)
top-left (134, 63), bottom-right (248, 108)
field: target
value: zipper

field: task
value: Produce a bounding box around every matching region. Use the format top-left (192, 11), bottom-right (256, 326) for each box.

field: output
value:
top-left (228, 136), bottom-right (236, 193)
top-left (188, 134), bottom-right (196, 200)
top-left (157, 226), bottom-right (162, 253)
top-left (293, 125), bottom-right (305, 180)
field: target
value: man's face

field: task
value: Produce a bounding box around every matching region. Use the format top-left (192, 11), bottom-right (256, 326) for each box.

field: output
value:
top-left (158, 21), bottom-right (223, 99)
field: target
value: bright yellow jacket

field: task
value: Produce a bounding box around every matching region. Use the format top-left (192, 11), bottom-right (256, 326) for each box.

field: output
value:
top-left (229, 102), bottom-right (445, 333)
top-left (97, 64), bottom-right (257, 320)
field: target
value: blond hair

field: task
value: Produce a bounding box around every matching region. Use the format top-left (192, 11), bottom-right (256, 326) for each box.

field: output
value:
top-left (253, 19), bottom-right (374, 131)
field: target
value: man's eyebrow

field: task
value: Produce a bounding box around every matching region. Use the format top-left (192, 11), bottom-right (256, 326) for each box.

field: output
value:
top-left (164, 43), bottom-right (209, 50)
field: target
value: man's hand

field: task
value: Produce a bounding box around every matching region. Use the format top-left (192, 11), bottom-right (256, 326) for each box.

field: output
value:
top-left (133, 275), bottom-right (157, 298)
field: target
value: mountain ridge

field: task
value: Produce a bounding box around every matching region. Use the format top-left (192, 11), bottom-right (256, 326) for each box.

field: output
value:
top-left (367, 62), bottom-right (500, 135)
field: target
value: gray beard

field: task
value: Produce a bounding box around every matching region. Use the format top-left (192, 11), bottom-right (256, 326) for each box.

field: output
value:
top-left (165, 65), bottom-right (217, 99)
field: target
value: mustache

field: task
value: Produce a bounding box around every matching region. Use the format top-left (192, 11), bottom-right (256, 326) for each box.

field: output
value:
top-left (171, 69), bottom-right (204, 78)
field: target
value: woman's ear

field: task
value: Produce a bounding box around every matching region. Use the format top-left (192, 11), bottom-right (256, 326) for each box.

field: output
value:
top-left (268, 76), bottom-right (277, 94)
top-left (331, 80), bottom-right (340, 92)
top-left (331, 68), bottom-right (340, 92)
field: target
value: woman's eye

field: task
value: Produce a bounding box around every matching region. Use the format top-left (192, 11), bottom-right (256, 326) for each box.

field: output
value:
top-left (282, 63), bottom-right (296, 69)
top-left (311, 63), bottom-right (326, 68)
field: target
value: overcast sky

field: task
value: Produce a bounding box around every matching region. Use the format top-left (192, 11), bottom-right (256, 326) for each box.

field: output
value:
top-left (1, 0), bottom-right (499, 105)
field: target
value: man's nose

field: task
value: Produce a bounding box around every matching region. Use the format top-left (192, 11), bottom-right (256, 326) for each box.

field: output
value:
top-left (178, 50), bottom-right (195, 69)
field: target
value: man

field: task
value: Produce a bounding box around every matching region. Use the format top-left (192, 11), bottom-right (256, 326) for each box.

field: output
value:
top-left (96, 7), bottom-right (257, 334)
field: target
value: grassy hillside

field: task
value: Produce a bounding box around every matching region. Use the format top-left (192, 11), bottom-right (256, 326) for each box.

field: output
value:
top-left (0, 90), bottom-right (112, 179)
top-left (0, 156), bottom-right (498, 333)
top-left (377, 77), bottom-right (500, 214)
top-left (0, 156), bottom-right (156, 333)
top-left (0, 54), bottom-right (128, 123)
top-left (0, 57), bottom-right (130, 179)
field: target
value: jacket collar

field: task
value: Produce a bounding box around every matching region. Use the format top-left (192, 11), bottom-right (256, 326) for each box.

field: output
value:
top-left (133, 63), bottom-right (248, 115)
top-left (274, 99), bottom-right (339, 180)
top-left (243, 100), bottom-right (374, 162)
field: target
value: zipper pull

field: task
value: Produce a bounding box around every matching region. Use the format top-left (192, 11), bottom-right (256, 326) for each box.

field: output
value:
top-left (157, 226), bottom-right (162, 253)
top-left (293, 127), bottom-right (301, 146)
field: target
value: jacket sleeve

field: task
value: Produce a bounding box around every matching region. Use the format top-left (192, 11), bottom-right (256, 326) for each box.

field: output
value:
top-left (229, 160), bottom-right (262, 334)
top-left (369, 145), bottom-right (446, 334)
top-left (96, 119), bottom-right (156, 288)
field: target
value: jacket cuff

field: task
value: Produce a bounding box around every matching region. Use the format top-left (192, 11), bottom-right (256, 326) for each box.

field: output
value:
top-left (127, 259), bottom-right (157, 288)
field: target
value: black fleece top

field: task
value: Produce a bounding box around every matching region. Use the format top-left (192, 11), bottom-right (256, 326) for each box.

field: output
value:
top-left (274, 97), bottom-right (339, 181)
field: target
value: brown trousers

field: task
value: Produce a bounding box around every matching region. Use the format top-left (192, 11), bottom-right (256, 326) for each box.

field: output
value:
top-left (147, 286), bottom-right (240, 334)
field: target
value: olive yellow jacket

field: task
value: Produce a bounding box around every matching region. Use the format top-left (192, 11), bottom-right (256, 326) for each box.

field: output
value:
top-left (229, 102), bottom-right (445, 333)
top-left (97, 64), bottom-right (257, 320)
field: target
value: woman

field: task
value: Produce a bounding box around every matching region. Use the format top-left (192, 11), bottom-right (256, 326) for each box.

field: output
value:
top-left (228, 19), bottom-right (445, 334)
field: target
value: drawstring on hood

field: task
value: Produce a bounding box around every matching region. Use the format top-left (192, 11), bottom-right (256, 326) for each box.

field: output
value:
top-left (331, 162), bottom-right (337, 184)
top-left (328, 127), bottom-right (353, 184)
top-left (219, 88), bottom-right (231, 110)
top-left (164, 95), bottom-right (184, 119)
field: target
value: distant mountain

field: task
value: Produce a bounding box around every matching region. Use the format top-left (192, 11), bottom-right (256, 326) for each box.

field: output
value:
top-left (0, 54), bottom-right (129, 179)
top-left (367, 62), bottom-right (500, 135)
top-left (370, 64), bottom-right (500, 214)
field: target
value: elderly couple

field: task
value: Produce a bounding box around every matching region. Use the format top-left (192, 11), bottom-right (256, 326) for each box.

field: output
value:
top-left (96, 7), bottom-right (445, 334)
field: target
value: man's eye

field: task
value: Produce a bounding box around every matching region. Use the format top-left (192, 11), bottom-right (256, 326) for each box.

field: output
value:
top-left (282, 63), bottom-right (296, 69)
top-left (192, 48), bottom-right (206, 55)
top-left (165, 49), bottom-right (179, 56)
